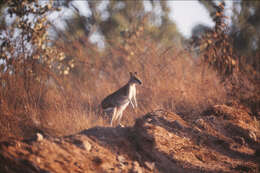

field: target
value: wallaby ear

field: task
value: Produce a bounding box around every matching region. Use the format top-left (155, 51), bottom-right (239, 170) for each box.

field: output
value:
top-left (129, 72), bottom-right (133, 77)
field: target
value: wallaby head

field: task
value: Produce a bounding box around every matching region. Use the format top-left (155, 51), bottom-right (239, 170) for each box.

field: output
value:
top-left (129, 72), bottom-right (142, 85)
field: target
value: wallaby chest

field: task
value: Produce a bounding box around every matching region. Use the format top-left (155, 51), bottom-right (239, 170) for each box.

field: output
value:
top-left (128, 84), bottom-right (136, 99)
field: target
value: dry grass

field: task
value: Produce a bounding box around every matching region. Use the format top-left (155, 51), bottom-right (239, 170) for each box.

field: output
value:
top-left (0, 31), bottom-right (258, 141)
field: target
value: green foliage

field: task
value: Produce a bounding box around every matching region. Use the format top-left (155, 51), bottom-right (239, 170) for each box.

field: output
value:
top-left (49, 0), bottom-right (184, 85)
top-left (53, 0), bottom-right (183, 47)
top-left (231, 1), bottom-right (260, 54)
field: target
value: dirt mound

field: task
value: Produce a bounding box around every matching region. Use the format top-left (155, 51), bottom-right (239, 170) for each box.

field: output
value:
top-left (0, 105), bottom-right (259, 173)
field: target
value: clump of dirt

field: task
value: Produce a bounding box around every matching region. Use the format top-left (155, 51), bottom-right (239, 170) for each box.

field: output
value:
top-left (0, 105), bottom-right (259, 173)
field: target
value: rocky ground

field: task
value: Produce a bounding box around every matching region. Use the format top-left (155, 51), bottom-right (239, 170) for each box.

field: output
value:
top-left (0, 105), bottom-right (259, 173)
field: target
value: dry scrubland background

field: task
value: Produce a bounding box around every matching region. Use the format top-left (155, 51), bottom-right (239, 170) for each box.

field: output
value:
top-left (0, 1), bottom-right (259, 140)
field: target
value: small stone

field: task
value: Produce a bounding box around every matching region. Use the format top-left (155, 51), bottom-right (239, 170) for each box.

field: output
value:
top-left (36, 157), bottom-right (41, 163)
top-left (195, 153), bottom-right (205, 162)
top-left (193, 126), bottom-right (202, 134)
top-left (195, 118), bottom-right (206, 129)
top-left (117, 155), bottom-right (126, 164)
top-left (132, 161), bottom-right (142, 173)
top-left (168, 132), bottom-right (173, 138)
top-left (249, 131), bottom-right (257, 142)
top-left (82, 140), bottom-right (92, 151)
top-left (172, 120), bottom-right (184, 129)
top-left (119, 123), bottom-right (125, 127)
top-left (36, 133), bottom-right (43, 141)
top-left (16, 142), bottom-right (21, 147)
top-left (233, 136), bottom-right (245, 145)
top-left (147, 117), bottom-right (153, 123)
top-left (144, 161), bottom-right (155, 170)
top-left (208, 115), bottom-right (216, 122)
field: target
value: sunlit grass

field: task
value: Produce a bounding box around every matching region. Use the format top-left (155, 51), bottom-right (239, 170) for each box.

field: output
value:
top-left (0, 33), bottom-right (258, 141)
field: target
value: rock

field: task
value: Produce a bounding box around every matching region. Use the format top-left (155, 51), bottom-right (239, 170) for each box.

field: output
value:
top-left (207, 115), bottom-right (216, 122)
top-left (36, 133), bottom-right (43, 141)
top-left (82, 140), bottom-right (92, 152)
top-left (193, 126), bottom-right (202, 134)
top-left (72, 139), bottom-right (92, 151)
top-left (233, 136), bottom-right (245, 145)
top-left (248, 131), bottom-right (257, 142)
top-left (144, 161), bottom-right (155, 171)
top-left (195, 153), bottom-right (205, 162)
top-left (172, 120), bottom-right (184, 130)
top-left (117, 155), bottom-right (126, 164)
top-left (0, 109), bottom-right (258, 173)
top-left (132, 161), bottom-right (142, 173)
top-left (195, 118), bottom-right (207, 129)
top-left (36, 157), bottom-right (41, 164)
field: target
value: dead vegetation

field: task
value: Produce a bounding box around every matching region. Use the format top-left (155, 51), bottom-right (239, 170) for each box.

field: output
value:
top-left (0, 2), bottom-right (259, 172)
top-left (0, 1), bottom-right (259, 142)
top-left (0, 34), bottom-right (230, 140)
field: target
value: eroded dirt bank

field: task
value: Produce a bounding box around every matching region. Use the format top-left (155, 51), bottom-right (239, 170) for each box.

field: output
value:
top-left (0, 105), bottom-right (259, 173)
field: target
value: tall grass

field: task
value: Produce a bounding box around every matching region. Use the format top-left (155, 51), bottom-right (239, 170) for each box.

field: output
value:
top-left (0, 32), bottom-right (229, 140)
top-left (1, 13), bottom-right (259, 141)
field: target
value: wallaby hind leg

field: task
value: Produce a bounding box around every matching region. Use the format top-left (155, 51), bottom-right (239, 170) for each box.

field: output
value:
top-left (114, 110), bottom-right (123, 126)
top-left (117, 111), bottom-right (124, 127)
top-left (130, 99), bottom-right (135, 109)
top-left (133, 95), bottom-right (138, 108)
top-left (110, 107), bottom-right (118, 127)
